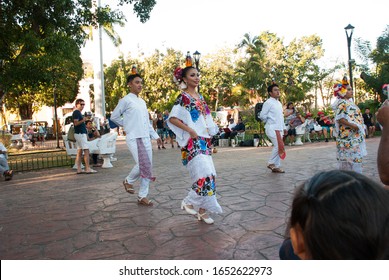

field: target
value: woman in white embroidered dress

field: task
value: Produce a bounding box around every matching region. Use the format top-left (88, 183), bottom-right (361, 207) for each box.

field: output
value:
top-left (333, 81), bottom-right (367, 173)
top-left (167, 66), bottom-right (222, 224)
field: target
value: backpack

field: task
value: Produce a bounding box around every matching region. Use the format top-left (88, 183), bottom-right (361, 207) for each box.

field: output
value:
top-left (239, 139), bottom-right (254, 147)
top-left (67, 125), bottom-right (76, 142)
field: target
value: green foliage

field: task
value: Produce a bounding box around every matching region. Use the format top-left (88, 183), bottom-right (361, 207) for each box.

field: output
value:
top-left (357, 99), bottom-right (381, 114)
top-left (104, 49), bottom-right (182, 113)
top-left (1, 32), bottom-right (83, 119)
top-left (282, 35), bottom-right (324, 102)
top-left (104, 57), bottom-right (136, 112)
top-left (312, 64), bottom-right (344, 109)
top-left (200, 48), bottom-right (236, 110)
top-left (141, 48), bottom-right (183, 112)
top-left (0, 132), bottom-right (12, 149)
top-left (357, 26), bottom-right (389, 101)
top-left (104, 34), bottom-right (325, 115)
top-left (235, 33), bottom-right (271, 100)
top-left (119, 0), bottom-right (157, 23)
top-left (235, 32), bottom-right (324, 106)
top-left (238, 109), bottom-right (261, 131)
top-left (0, 0), bottom-right (156, 119)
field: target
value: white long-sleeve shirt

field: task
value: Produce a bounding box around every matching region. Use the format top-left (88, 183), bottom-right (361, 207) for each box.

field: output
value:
top-left (259, 97), bottom-right (286, 131)
top-left (110, 93), bottom-right (159, 140)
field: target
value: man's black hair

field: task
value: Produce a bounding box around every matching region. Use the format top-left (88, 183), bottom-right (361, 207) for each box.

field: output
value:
top-left (267, 84), bottom-right (279, 94)
top-left (127, 74), bottom-right (142, 84)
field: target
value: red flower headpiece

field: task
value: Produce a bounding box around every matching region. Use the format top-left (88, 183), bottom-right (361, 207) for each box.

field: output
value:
top-left (173, 67), bottom-right (183, 84)
top-left (173, 67), bottom-right (187, 89)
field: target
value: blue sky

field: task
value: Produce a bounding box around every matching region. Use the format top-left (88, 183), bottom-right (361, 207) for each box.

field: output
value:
top-left (81, 0), bottom-right (388, 67)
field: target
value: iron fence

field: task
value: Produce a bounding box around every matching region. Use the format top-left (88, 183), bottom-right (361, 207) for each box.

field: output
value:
top-left (8, 150), bottom-right (74, 172)
top-left (18, 140), bottom-right (65, 151)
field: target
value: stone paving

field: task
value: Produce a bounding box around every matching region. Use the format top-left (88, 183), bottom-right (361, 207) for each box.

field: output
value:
top-left (0, 137), bottom-right (382, 260)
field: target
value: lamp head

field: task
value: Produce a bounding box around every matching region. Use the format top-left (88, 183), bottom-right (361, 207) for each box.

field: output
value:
top-left (344, 24), bottom-right (355, 38)
top-left (193, 50), bottom-right (201, 64)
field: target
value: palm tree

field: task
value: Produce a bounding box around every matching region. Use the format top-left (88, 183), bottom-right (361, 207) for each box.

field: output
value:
top-left (83, 2), bottom-right (125, 118)
top-left (84, 19), bottom-right (124, 48)
top-left (238, 33), bottom-right (265, 64)
top-left (236, 33), bottom-right (267, 102)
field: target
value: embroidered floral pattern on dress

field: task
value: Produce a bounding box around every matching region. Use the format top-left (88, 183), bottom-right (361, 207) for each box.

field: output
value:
top-left (174, 92), bottom-right (211, 123)
top-left (191, 174), bottom-right (216, 196)
top-left (181, 137), bottom-right (212, 166)
top-left (335, 100), bottom-right (366, 164)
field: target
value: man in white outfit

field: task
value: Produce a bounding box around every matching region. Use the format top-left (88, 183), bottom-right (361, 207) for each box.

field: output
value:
top-left (259, 84), bottom-right (287, 173)
top-left (111, 74), bottom-right (162, 206)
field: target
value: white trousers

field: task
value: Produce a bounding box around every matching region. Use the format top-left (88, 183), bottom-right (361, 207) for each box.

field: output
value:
top-left (265, 128), bottom-right (281, 168)
top-left (125, 137), bottom-right (153, 198)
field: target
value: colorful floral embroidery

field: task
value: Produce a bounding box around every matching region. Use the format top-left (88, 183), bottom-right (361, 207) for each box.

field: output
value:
top-left (174, 92), bottom-right (211, 123)
top-left (190, 109), bottom-right (200, 122)
top-left (336, 100), bottom-right (365, 163)
top-left (181, 136), bottom-right (212, 166)
top-left (191, 174), bottom-right (216, 196)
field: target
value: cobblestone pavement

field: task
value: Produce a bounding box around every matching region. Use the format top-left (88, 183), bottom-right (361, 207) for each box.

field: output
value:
top-left (0, 137), bottom-right (381, 260)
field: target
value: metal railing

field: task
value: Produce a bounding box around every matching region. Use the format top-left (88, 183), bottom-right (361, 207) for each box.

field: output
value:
top-left (15, 139), bottom-right (65, 151)
top-left (8, 150), bottom-right (74, 172)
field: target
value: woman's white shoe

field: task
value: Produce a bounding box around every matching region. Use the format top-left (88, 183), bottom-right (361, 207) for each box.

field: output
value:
top-left (197, 212), bottom-right (214, 224)
top-left (181, 201), bottom-right (197, 215)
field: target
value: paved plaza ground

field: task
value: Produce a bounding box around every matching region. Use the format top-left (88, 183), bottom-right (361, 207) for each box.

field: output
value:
top-left (0, 137), bottom-right (382, 260)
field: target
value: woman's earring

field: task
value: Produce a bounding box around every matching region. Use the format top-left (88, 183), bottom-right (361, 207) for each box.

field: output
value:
top-left (180, 81), bottom-right (187, 89)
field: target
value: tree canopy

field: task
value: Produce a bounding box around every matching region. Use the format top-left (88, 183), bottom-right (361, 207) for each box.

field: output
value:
top-left (0, 0), bottom-right (156, 119)
top-left (103, 33), bottom-right (326, 115)
top-left (358, 26), bottom-right (389, 102)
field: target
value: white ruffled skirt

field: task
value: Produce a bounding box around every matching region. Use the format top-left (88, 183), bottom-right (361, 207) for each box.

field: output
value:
top-left (183, 154), bottom-right (222, 214)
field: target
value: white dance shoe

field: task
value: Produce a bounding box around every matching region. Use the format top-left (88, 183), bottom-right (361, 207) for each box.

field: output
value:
top-left (197, 212), bottom-right (214, 224)
top-left (181, 200), bottom-right (197, 215)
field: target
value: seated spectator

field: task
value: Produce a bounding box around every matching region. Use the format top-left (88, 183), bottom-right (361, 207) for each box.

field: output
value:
top-left (284, 102), bottom-right (296, 122)
top-left (290, 112), bottom-right (305, 128)
top-left (0, 141), bottom-right (13, 181)
top-left (223, 117), bottom-right (245, 139)
top-left (316, 111), bottom-right (333, 142)
top-left (220, 118), bottom-right (236, 139)
top-left (38, 124), bottom-right (46, 143)
top-left (283, 102), bottom-right (297, 145)
top-left (280, 170), bottom-right (389, 259)
top-left (286, 112), bottom-right (305, 145)
top-left (362, 108), bottom-right (376, 138)
top-left (84, 111), bottom-right (93, 120)
top-left (26, 123), bottom-right (36, 146)
top-left (305, 113), bottom-right (322, 141)
top-left (86, 120), bottom-right (102, 167)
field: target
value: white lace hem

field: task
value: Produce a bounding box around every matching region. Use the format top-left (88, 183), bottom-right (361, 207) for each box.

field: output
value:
top-left (338, 161), bottom-right (363, 174)
top-left (183, 190), bottom-right (222, 214)
top-left (183, 154), bottom-right (221, 213)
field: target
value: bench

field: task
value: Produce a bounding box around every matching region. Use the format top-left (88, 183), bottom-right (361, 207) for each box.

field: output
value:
top-left (295, 122), bottom-right (308, 146)
top-left (63, 132), bottom-right (118, 169)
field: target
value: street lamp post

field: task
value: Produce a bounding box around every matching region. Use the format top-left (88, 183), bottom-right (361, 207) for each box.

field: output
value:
top-left (193, 50), bottom-right (201, 93)
top-left (345, 24), bottom-right (355, 92)
top-left (53, 87), bottom-right (60, 149)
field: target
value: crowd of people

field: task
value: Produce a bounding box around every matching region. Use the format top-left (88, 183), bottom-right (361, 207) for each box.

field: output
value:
top-left (2, 69), bottom-right (388, 259)
top-left (154, 111), bottom-right (180, 149)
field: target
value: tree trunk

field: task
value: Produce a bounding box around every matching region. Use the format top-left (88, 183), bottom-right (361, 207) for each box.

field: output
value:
top-left (214, 89), bottom-right (219, 111)
top-left (19, 103), bottom-right (33, 119)
top-left (0, 103), bottom-right (7, 129)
